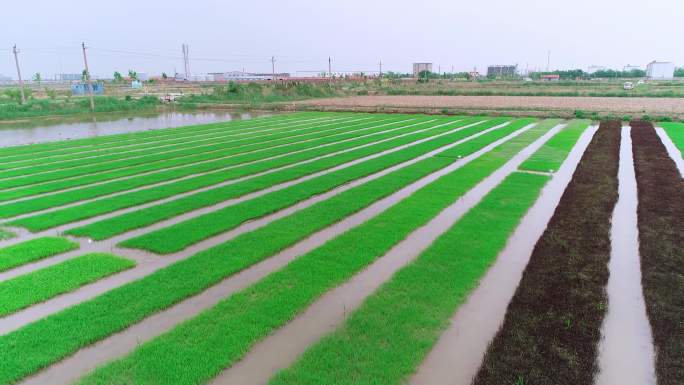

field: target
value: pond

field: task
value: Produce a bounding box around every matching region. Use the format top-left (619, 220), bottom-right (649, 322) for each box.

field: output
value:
top-left (0, 110), bottom-right (272, 147)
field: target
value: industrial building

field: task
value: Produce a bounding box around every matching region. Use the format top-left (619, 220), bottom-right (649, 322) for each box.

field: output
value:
top-left (487, 65), bottom-right (517, 78)
top-left (413, 63), bottom-right (433, 77)
top-left (646, 61), bottom-right (675, 80)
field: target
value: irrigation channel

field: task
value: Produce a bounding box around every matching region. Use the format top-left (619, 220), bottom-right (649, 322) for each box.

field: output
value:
top-left (0, 112), bottom-right (679, 385)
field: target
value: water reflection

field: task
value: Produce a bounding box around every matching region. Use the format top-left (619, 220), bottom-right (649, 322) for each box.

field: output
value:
top-left (0, 110), bottom-right (272, 147)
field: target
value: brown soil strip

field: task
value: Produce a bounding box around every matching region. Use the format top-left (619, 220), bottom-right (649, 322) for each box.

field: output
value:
top-left (295, 95), bottom-right (684, 118)
top-left (472, 121), bottom-right (620, 385)
top-left (631, 120), bottom-right (684, 385)
top-left (409, 125), bottom-right (597, 385)
top-left (596, 125), bottom-right (656, 385)
top-left (13, 122), bottom-right (533, 385)
top-left (0, 120), bottom-right (510, 337)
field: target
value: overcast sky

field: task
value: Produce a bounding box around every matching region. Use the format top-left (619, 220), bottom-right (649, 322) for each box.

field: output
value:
top-left (1, 0), bottom-right (681, 79)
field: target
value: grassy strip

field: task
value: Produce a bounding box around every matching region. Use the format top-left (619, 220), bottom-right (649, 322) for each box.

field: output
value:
top-left (0, 112), bottom-right (327, 160)
top-left (73, 120), bottom-right (550, 385)
top-left (0, 118), bottom-right (543, 385)
top-left (0, 237), bottom-right (78, 272)
top-left (1, 116), bottom-right (433, 216)
top-left (0, 115), bottom-right (387, 189)
top-left (0, 113), bottom-right (333, 168)
top-left (631, 121), bottom-right (684, 385)
top-left (519, 119), bottom-right (589, 172)
top-left (73, 117), bottom-right (501, 243)
top-left (0, 116), bottom-right (409, 202)
top-left (472, 121), bottom-right (620, 385)
top-left (8, 117), bottom-right (457, 230)
top-left (660, 122), bottom-right (684, 158)
top-left (271, 172), bottom-right (549, 385)
top-left (0, 253), bottom-right (134, 317)
top-left (116, 117), bottom-right (518, 252)
top-left (0, 115), bottom-right (376, 177)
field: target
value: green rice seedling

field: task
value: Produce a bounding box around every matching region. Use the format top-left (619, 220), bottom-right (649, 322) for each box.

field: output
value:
top-left (660, 122), bottom-right (684, 156)
top-left (0, 118), bottom-right (547, 385)
top-left (73, 122), bottom-right (551, 385)
top-left (8, 118), bottom-right (461, 230)
top-left (0, 253), bottom-right (134, 317)
top-left (271, 173), bottom-right (549, 385)
top-left (1, 116), bottom-right (437, 217)
top-left (72, 117), bottom-right (501, 242)
top-left (0, 237), bottom-right (78, 272)
top-left (519, 119), bottom-right (590, 172)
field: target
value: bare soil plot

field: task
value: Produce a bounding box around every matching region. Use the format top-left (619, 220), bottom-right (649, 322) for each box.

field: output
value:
top-left (296, 95), bottom-right (684, 118)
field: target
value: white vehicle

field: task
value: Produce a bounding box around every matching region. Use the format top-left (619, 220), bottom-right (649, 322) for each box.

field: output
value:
top-left (623, 81), bottom-right (635, 90)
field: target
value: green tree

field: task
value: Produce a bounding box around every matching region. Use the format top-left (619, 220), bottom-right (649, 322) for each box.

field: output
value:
top-left (128, 70), bottom-right (138, 81)
top-left (81, 69), bottom-right (88, 81)
top-left (161, 72), bottom-right (168, 79)
top-left (33, 72), bottom-right (41, 84)
top-left (674, 68), bottom-right (684, 77)
top-left (113, 71), bottom-right (123, 83)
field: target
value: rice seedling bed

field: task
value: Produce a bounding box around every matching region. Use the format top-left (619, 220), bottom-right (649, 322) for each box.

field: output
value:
top-left (70, 118), bottom-right (551, 385)
top-left (271, 172), bottom-right (549, 385)
top-left (3, 116), bottom-right (439, 221)
top-left (0, 116), bottom-right (541, 385)
top-left (0, 253), bottom-right (134, 317)
top-left (0, 237), bottom-right (78, 272)
top-left (74, 117), bottom-right (504, 243)
top-left (519, 119), bottom-right (590, 172)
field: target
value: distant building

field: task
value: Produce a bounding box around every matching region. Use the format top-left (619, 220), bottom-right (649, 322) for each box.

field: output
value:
top-left (413, 63), bottom-right (433, 77)
top-left (487, 65), bottom-right (517, 78)
top-left (71, 82), bottom-right (104, 95)
top-left (0, 74), bottom-right (11, 84)
top-left (646, 61), bottom-right (675, 80)
top-left (540, 74), bottom-right (560, 81)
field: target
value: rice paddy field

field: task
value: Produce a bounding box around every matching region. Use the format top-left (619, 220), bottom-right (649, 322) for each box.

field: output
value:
top-left (0, 111), bottom-right (681, 385)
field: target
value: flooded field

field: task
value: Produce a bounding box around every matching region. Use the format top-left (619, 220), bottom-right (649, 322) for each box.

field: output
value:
top-left (0, 112), bottom-right (679, 385)
top-left (0, 110), bottom-right (271, 147)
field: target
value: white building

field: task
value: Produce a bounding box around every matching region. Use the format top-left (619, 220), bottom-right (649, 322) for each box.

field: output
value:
top-left (413, 63), bottom-right (433, 77)
top-left (646, 61), bottom-right (675, 80)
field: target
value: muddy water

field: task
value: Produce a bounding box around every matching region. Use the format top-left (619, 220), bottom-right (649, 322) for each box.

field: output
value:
top-left (12, 121), bottom-right (516, 385)
top-left (208, 123), bottom-right (564, 385)
top-left (595, 126), bottom-right (656, 385)
top-left (409, 125), bottom-right (597, 385)
top-left (0, 111), bottom-right (276, 148)
top-left (655, 126), bottom-right (684, 178)
top-left (0, 119), bottom-right (490, 336)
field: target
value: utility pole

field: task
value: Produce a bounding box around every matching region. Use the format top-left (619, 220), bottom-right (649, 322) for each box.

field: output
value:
top-left (81, 42), bottom-right (95, 112)
top-left (547, 50), bottom-right (551, 72)
top-left (271, 56), bottom-right (276, 80)
top-left (379, 59), bottom-right (382, 78)
top-left (12, 45), bottom-right (26, 104)
top-left (182, 43), bottom-right (191, 80)
top-left (328, 57), bottom-right (332, 85)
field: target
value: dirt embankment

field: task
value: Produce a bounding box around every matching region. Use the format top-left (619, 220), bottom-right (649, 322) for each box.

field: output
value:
top-left (293, 95), bottom-right (684, 119)
top-left (631, 121), bottom-right (684, 385)
top-left (472, 121), bottom-right (621, 385)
